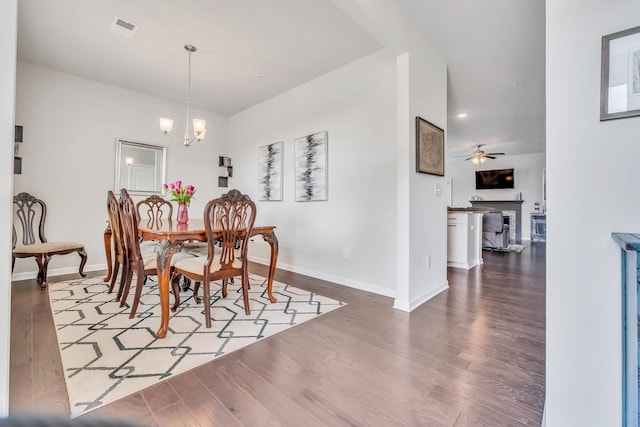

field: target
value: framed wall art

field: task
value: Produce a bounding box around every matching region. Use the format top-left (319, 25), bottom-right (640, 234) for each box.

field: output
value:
top-left (601, 25), bottom-right (640, 120)
top-left (415, 116), bottom-right (444, 176)
top-left (294, 131), bottom-right (327, 201)
top-left (258, 141), bottom-right (283, 201)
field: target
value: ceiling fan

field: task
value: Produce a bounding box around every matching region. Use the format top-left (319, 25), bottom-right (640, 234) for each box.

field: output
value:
top-left (455, 144), bottom-right (506, 164)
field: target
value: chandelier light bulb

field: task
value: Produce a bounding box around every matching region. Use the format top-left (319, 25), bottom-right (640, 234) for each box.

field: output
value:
top-left (159, 118), bottom-right (174, 134)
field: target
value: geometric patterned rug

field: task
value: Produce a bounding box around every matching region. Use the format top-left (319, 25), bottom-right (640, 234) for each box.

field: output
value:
top-left (48, 273), bottom-right (344, 418)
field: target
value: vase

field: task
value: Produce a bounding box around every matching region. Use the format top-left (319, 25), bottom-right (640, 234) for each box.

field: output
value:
top-left (177, 202), bottom-right (189, 224)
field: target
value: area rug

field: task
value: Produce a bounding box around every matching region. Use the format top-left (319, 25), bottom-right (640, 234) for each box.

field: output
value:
top-left (507, 243), bottom-right (528, 253)
top-left (48, 274), bottom-right (344, 418)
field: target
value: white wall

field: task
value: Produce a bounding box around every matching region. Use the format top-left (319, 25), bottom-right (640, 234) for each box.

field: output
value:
top-left (13, 62), bottom-right (229, 279)
top-left (404, 48), bottom-right (449, 309)
top-left (228, 49), bottom-right (398, 296)
top-left (447, 152), bottom-right (545, 240)
top-left (0, 0), bottom-right (17, 415)
top-left (546, 0), bottom-right (640, 425)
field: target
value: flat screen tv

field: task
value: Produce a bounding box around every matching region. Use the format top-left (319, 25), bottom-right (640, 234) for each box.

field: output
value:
top-left (475, 168), bottom-right (514, 190)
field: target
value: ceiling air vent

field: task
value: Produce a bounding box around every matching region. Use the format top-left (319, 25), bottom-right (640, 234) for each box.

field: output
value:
top-left (109, 16), bottom-right (139, 38)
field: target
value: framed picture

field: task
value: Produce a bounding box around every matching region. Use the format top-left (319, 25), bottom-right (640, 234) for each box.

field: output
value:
top-left (294, 131), bottom-right (327, 201)
top-left (415, 116), bottom-right (444, 176)
top-left (600, 25), bottom-right (640, 120)
top-left (258, 141), bottom-right (283, 201)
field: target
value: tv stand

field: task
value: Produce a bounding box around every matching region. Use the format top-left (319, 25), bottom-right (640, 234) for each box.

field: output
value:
top-left (469, 200), bottom-right (524, 243)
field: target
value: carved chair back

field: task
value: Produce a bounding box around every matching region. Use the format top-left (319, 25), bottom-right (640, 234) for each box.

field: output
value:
top-left (106, 191), bottom-right (126, 261)
top-left (203, 189), bottom-right (256, 274)
top-left (119, 189), bottom-right (144, 264)
top-left (13, 192), bottom-right (48, 249)
top-left (136, 195), bottom-right (173, 229)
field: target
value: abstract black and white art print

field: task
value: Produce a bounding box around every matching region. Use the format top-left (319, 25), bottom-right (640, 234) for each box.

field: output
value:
top-left (294, 131), bottom-right (328, 201)
top-left (258, 141), bottom-right (283, 201)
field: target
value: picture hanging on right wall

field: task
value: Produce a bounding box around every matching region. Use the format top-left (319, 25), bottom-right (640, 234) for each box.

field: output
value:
top-left (294, 131), bottom-right (328, 202)
top-left (258, 141), bottom-right (283, 201)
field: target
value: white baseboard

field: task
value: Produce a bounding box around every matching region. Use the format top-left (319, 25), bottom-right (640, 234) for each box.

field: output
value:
top-left (393, 280), bottom-right (449, 312)
top-left (11, 263), bottom-right (107, 282)
top-left (247, 255), bottom-right (396, 298)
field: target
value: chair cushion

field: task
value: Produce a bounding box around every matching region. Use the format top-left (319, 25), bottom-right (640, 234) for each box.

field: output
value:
top-left (181, 241), bottom-right (208, 257)
top-left (13, 242), bottom-right (84, 254)
top-left (141, 250), bottom-right (195, 270)
top-left (173, 256), bottom-right (242, 276)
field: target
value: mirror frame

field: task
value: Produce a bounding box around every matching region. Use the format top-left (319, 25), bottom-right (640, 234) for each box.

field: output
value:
top-left (114, 138), bottom-right (167, 195)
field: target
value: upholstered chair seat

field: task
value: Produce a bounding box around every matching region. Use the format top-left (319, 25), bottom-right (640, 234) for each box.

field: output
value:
top-left (12, 192), bottom-right (87, 288)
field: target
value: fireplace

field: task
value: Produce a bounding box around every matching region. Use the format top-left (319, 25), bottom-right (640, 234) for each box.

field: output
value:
top-left (470, 200), bottom-right (524, 243)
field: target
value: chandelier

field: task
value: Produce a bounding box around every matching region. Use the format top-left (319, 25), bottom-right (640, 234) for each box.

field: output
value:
top-left (159, 44), bottom-right (207, 147)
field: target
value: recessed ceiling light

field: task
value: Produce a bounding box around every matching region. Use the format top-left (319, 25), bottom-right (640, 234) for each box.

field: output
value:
top-left (457, 113), bottom-right (468, 118)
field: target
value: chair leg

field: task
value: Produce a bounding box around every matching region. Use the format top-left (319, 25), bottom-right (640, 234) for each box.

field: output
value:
top-left (35, 255), bottom-right (51, 289)
top-left (222, 279), bottom-right (228, 298)
top-left (77, 248), bottom-right (87, 277)
top-left (241, 271), bottom-right (250, 315)
top-left (116, 262), bottom-right (129, 302)
top-left (128, 262), bottom-right (145, 319)
top-left (203, 277), bottom-right (211, 328)
top-left (119, 265), bottom-right (134, 307)
top-left (170, 271), bottom-right (181, 312)
top-left (181, 276), bottom-right (191, 292)
top-left (11, 256), bottom-right (15, 273)
top-left (108, 261), bottom-right (120, 294)
top-left (193, 281), bottom-right (202, 304)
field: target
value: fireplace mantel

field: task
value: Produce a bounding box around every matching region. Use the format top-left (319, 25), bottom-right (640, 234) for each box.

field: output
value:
top-left (470, 200), bottom-right (524, 243)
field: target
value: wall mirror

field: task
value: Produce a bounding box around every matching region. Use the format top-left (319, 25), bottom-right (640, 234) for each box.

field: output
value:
top-left (114, 139), bottom-right (166, 195)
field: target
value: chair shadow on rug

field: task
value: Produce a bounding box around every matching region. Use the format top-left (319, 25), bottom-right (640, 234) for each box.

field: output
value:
top-left (12, 192), bottom-right (87, 289)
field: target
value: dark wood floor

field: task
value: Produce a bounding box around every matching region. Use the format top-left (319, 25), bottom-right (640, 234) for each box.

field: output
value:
top-left (9, 244), bottom-right (545, 426)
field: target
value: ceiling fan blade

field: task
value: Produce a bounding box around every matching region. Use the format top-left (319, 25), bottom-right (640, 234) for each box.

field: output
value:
top-left (485, 155), bottom-right (497, 159)
top-left (463, 156), bottom-right (473, 161)
top-left (485, 152), bottom-right (505, 156)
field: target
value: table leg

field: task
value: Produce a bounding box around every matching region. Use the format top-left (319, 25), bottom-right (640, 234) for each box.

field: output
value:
top-left (261, 232), bottom-right (279, 303)
top-left (103, 224), bottom-right (113, 282)
top-left (154, 240), bottom-right (180, 339)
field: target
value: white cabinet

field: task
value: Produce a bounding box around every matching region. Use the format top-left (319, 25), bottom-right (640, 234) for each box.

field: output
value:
top-left (447, 212), bottom-right (483, 269)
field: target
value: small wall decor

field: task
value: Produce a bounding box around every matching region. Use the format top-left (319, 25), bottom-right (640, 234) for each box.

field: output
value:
top-left (416, 116), bottom-right (444, 176)
top-left (294, 131), bottom-right (328, 201)
top-left (218, 156), bottom-right (232, 187)
top-left (258, 142), bottom-right (283, 201)
top-left (601, 25), bottom-right (640, 120)
top-left (14, 125), bottom-right (22, 175)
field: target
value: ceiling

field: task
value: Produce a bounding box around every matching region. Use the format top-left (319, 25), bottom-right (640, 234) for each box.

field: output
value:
top-left (16, 0), bottom-right (545, 160)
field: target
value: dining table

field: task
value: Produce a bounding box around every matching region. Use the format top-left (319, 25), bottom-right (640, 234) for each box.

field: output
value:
top-left (104, 219), bottom-right (278, 339)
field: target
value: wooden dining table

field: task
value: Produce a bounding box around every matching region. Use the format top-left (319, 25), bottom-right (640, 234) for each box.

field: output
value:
top-left (104, 219), bottom-right (278, 339)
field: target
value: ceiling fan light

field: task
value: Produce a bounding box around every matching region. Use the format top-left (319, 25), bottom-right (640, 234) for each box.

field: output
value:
top-left (480, 157), bottom-right (487, 163)
top-left (471, 157), bottom-right (480, 165)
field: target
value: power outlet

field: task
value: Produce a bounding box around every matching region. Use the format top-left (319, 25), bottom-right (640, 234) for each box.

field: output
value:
top-left (342, 248), bottom-right (350, 259)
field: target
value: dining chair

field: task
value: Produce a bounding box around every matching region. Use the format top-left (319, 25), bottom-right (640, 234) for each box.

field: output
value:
top-left (119, 189), bottom-right (192, 318)
top-left (105, 190), bottom-right (128, 299)
top-left (136, 193), bottom-right (202, 291)
top-left (136, 194), bottom-right (173, 229)
top-left (172, 189), bottom-right (256, 326)
top-left (12, 192), bottom-right (87, 289)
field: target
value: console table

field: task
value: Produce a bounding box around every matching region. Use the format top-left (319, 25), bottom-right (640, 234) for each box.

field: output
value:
top-left (612, 232), bottom-right (640, 426)
top-left (470, 200), bottom-right (524, 243)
